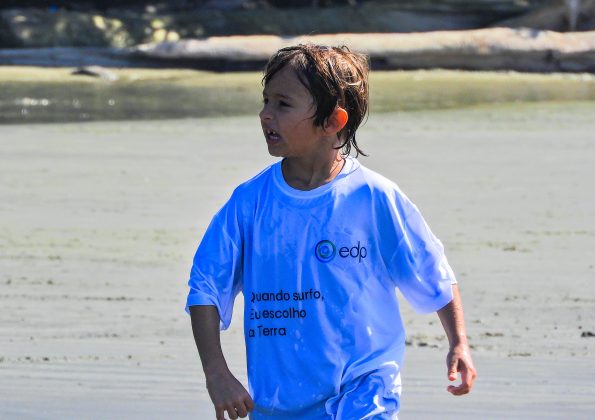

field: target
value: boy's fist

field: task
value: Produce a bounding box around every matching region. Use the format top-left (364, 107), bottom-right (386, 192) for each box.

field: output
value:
top-left (446, 343), bottom-right (477, 396)
top-left (206, 369), bottom-right (254, 419)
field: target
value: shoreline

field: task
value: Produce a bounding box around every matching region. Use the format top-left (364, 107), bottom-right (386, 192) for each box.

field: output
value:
top-left (1, 66), bottom-right (594, 124)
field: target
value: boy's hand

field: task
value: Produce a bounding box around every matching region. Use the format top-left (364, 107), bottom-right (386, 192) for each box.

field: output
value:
top-left (206, 369), bottom-right (254, 420)
top-left (437, 285), bottom-right (477, 396)
top-left (445, 343), bottom-right (477, 396)
top-left (190, 305), bottom-right (254, 419)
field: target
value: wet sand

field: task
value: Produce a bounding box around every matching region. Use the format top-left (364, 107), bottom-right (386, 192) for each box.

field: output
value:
top-left (2, 66), bottom-right (594, 124)
top-left (1, 102), bottom-right (595, 418)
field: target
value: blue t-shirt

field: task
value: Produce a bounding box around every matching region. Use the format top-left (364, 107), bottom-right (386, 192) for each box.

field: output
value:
top-left (186, 157), bottom-right (455, 418)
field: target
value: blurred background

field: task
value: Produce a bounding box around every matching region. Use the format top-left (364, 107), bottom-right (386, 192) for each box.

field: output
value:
top-left (1, 0), bottom-right (594, 122)
top-left (1, 1), bottom-right (595, 419)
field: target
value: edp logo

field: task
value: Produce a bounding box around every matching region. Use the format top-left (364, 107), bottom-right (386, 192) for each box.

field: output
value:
top-left (314, 240), bottom-right (367, 263)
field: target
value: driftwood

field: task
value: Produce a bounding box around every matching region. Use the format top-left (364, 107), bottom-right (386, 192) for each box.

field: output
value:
top-left (133, 28), bottom-right (595, 72)
top-left (1, 29), bottom-right (594, 72)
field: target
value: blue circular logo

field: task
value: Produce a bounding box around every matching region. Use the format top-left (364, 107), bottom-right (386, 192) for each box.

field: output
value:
top-left (315, 240), bottom-right (336, 263)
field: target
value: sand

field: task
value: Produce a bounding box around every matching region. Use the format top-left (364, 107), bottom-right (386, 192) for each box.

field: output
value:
top-left (1, 101), bottom-right (595, 418)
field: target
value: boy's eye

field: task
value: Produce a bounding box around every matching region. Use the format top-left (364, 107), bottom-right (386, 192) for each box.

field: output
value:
top-left (261, 97), bottom-right (290, 108)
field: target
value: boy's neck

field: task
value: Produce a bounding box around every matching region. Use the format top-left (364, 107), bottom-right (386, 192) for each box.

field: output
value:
top-left (281, 153), bottom-right (346, 191)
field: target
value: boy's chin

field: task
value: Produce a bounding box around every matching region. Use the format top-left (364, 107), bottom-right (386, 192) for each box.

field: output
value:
top-left (266, 145), bottom-right (284, 158)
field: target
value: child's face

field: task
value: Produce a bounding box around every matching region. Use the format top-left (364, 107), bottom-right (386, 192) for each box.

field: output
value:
top-left (259, 65), bottom-right (326, 159)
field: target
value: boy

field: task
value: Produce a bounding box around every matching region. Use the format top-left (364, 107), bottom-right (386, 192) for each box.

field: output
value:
top-left (186, 44), bottom-right (476, 419)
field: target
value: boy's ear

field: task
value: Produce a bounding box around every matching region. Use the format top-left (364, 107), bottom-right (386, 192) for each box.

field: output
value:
top-left (324, 107), bottom-right (348, 135)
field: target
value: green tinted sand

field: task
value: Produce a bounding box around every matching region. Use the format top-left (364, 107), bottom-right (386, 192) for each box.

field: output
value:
top-left (1, 66), bottom-right (594, 123)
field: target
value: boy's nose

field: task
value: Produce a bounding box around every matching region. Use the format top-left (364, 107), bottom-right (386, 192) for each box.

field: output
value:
top-left (259, 106), bottom-right (271, 121)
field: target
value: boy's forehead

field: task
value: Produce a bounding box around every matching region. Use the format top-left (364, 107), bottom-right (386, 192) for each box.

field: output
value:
top-left (263, 66), bottom-right (310, 97)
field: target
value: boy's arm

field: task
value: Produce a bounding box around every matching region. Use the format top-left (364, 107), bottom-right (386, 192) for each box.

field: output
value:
top-left (189, 305), bottom-right (254, 419)
top-left (437, 284), bottom-right (477, 396)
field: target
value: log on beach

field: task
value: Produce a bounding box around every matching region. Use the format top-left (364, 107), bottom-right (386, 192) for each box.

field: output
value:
top-left (133, 28), bottom-right (595, 72)
top-left (1, 28), bottom-right (594, 72)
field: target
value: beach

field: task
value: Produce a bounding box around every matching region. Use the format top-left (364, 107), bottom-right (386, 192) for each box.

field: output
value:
top-left (1, 102), bottom-right (595, 418)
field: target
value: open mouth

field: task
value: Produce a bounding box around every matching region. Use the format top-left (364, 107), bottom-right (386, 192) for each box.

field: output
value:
top-left (265, 128), bottom-right (281, 143)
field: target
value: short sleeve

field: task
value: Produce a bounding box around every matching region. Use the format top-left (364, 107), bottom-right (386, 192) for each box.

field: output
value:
top-left (385, 192), bottom-right (455, 314)
top-left (185, 198), bottom-right (243, 330)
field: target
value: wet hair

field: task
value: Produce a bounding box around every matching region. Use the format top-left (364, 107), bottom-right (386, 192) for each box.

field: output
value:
top-left (262, 44), bottom-right (369, 157)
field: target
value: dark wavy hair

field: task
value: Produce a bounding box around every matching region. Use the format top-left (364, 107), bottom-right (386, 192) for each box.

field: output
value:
top-left (262, 44), bottom-right (369, 157)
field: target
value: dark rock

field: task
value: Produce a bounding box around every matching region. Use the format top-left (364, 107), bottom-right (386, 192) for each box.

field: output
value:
top-left (71, 65), bottom-right (119, 81)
